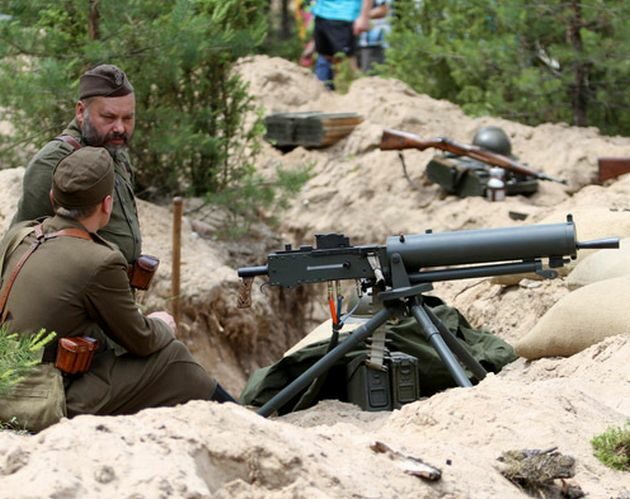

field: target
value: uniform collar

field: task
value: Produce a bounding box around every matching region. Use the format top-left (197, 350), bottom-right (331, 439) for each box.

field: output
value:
top-left (63, 119), bottom-right (86, 146)
top-left (44, 215), bottom-right (92, 234)
top-left (43, 215), bottom-right (117, 250)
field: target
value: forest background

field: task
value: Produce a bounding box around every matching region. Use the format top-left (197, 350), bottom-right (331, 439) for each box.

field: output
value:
top-left (0, 0), bottom-right (628, 202)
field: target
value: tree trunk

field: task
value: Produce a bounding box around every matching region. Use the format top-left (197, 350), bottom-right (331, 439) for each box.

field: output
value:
top-left (88, 0), bottom-right (100, 41)
top-left (567, 1), bottom-right (588, 126)
top-left (280, 0), bottom-right (291, 40)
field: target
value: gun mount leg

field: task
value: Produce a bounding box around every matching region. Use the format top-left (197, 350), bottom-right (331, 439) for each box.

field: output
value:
top-left (257, 306), bottom-right (397, 418)
top-left (408, 300), bottom-right (473, 388)
top-left (422, 304), bottom-right (488, 381)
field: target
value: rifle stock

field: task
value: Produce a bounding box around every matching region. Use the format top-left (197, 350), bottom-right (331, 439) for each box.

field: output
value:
top-left (380, 128), bottom-right (567, 185)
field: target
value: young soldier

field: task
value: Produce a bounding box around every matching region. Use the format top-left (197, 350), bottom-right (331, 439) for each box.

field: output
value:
top-left (0, 147), bottom-right (235, 426)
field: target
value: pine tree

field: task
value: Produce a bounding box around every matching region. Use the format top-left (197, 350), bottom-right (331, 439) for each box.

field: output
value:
top-left (384, 0), bottom-right (629, 135)
top-left (0, 0), bottom-right (268, 196)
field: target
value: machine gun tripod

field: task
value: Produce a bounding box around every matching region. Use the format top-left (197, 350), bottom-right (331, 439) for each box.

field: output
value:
top-left (256, 281), bottom-right (489, 417)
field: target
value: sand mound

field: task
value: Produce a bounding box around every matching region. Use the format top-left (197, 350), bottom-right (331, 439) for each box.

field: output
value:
top-left (1, 335), bottom-right (627, 498)
top-left (1, 55), bottom-right (630, 497)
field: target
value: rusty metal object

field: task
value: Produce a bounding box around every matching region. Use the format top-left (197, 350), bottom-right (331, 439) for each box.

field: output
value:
top-left (598, 157), bottom-right (630, 183)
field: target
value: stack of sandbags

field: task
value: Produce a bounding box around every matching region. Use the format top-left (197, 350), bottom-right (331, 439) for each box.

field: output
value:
top-left (567, 237), bottom-right (630, 290)
top-left (515, 276), bottom-right (630, 360)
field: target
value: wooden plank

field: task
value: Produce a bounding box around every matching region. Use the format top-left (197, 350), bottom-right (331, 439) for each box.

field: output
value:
top-left (598, 157), bottom-right (630, 182)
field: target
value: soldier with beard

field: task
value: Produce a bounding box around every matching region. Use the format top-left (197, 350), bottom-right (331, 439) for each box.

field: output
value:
top-left (11, 64), bottom-right (141, 264)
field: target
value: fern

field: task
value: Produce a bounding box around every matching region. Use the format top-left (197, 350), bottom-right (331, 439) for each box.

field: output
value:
top-left (0, 325), bottom-right (56, 395)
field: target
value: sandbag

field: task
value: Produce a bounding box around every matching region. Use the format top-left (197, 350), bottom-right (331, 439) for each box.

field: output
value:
top-left (567, 237), bottom-right (630, 290)
top-left (0, 363), bottom-right (66, 432)
top-left (515, 276), bottom-right (630, 360)
top-left (491, 207), bottom-right (629, 286)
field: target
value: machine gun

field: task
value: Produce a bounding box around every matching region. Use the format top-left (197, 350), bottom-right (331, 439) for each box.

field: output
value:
top-left (238, 215), bottom-right (618, 417)
top-left (380, 128), bottom-right (567, 185)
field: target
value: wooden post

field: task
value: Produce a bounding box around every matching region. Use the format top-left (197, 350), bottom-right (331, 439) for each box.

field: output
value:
top-left (172, 197), bottom-right (183, 328)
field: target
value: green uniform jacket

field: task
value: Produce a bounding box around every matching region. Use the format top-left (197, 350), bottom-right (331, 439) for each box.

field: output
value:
top-left (1, 217), bottom-right (217, 419)
top-left (11, 120), bottom-right (142, 264)
top-left (1, 216), bottom-right (172, 355)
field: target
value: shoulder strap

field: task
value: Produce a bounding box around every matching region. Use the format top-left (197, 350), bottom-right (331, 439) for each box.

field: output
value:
top-left (0, 224), bottom-right (46, 322)
top-left (55, 135), bottom-right (82, 151)
top-left (0, 225), bottom-right (36, 278)
top-left (0, 225), bottom-right (92, 323)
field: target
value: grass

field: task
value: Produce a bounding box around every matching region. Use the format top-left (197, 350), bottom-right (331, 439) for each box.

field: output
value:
top-left (591, 422), bottom-right (630, 472)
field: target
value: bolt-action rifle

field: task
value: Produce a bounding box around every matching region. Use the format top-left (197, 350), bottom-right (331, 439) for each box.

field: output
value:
top-left (379, 128), bottom-right (567, 185)
top-left (238, 216), bottom-right (617, 417)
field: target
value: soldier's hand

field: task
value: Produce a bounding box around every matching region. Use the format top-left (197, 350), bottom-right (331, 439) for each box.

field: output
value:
top-left (147, 311), bottom-right (176, 332)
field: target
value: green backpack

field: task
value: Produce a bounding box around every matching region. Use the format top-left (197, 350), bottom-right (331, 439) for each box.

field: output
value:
top-left (240, 296), bottom-right (517, 414)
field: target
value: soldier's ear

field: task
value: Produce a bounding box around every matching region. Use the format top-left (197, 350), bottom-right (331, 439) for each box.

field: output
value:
top-left (102, 194), bottom-right (114, 216)
top-left (75, 101), bottom-right (86, 126)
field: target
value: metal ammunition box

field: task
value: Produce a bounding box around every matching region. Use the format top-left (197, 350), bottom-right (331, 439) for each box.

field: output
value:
top-left (426, 155), bottom-right (538, 198)
top-left (388, 352), bottom-right (420, 409)
top-left (346, 355), bottom-right (392, 411)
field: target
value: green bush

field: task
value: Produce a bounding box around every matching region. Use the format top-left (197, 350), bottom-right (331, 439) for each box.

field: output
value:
top-left (591, 422), bottom-right (630, 472)
top-left (210, 160), bottom-right (313, 237)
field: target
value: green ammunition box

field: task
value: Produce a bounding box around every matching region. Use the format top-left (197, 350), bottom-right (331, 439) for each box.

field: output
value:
top-left (388, 352), bottom-right (420, 409)
top-left (346, 355), bottom-right (392, 411)
top-left (426, 155), bottom-right (538, 198)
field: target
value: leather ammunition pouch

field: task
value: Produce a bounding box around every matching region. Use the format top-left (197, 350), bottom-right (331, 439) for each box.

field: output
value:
top-left (55, 336), bottom-right (99, 375)
top-left (128, 254), bottom-right (160, 290)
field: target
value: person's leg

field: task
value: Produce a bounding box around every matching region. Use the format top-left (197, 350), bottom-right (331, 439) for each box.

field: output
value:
top-left (313, 17), bottom-right (356, 89)
top-left (210, 383), bottom-right (239, 403)
top-left (313, 16), bottom-right (335, 88)
top-left (65, 340), bottom-right (236, 416)
top-left (315, 55), bottom-right (334, 89)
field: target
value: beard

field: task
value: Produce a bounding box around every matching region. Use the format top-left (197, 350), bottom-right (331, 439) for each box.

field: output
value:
top-left (80, 111), bottom-right (131, 157)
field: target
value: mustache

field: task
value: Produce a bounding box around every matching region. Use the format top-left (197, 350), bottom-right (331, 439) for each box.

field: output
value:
top-left (106, 131), bottom-right (129, 144)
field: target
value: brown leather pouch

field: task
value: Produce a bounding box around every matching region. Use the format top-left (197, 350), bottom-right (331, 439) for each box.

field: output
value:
top-left (128, 254), bottom-right (160, 290)
top-left (55, 337), bottom-right (99, 374)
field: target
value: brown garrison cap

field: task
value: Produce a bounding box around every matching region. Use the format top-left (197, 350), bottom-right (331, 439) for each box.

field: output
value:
top-left (52, 147), bottom-right (115, 208)
top-left (78, 64), bottom-right (134, 100)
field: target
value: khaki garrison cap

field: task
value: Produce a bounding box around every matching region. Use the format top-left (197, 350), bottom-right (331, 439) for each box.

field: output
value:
top-left (79, 64), bottom-right (134, 100)
top-left (52, 147), bottom-right (115, 208)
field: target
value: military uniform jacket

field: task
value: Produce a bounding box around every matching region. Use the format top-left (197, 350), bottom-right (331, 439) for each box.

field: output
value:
top-left (0, 216), bottom-right (172, 357)
top-left (11, 119), bottom-right (142, 264)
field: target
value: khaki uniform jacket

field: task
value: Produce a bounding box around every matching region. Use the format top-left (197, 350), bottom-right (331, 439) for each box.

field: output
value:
top-left (11, 120), bottom-right (142, 264)
top-left (1, 217), bottom-right (216, 418)
top-left (1, 216), bottom-right (171, 356)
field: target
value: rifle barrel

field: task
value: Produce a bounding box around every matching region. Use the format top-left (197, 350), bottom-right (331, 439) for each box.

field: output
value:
top-left (238, 265), bottom-right (269, 278)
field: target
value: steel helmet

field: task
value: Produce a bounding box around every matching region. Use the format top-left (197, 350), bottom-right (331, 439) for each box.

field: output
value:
top-left (472, 126), bottom-right (512, 156)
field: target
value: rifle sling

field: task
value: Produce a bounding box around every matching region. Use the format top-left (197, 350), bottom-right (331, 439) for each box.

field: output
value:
top-left (0, 224), bottom-right (92, 323)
